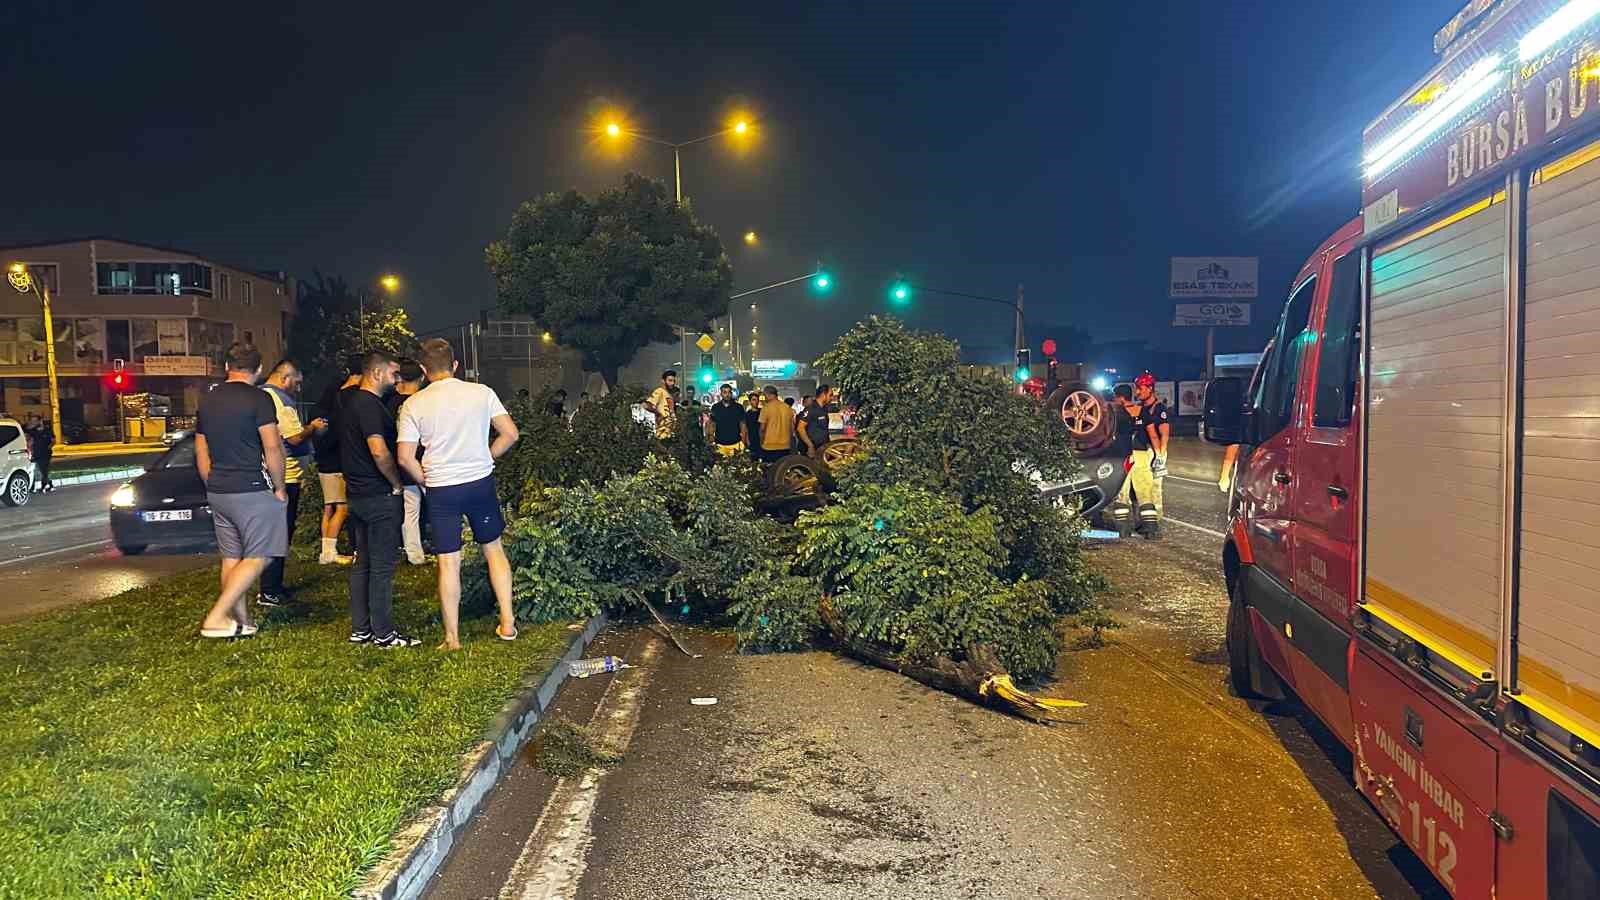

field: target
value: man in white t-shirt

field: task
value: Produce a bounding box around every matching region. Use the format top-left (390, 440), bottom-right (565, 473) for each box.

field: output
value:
top-left (396, 339), bottom-right (520, 650)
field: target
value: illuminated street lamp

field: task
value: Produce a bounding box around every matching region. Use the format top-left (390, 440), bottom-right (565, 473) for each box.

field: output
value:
top-left (360, 273), bottom-right (401, 350)
top-left (744, 230), bottom-right (758, 245)
top-left (596, 113), bottom-right (756, 203)
top-left (6, 263), bottom-right (64, 445)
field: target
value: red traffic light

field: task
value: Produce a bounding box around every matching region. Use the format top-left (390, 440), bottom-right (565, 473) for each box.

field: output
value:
top-left (105, 370), bottom-right (131, 393)
top-left (1041, 338), bottom-right (1057, 356)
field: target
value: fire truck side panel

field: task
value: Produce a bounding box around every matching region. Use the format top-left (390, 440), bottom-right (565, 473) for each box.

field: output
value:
top-left (1519, 138), bottom-right (1600, 745)
top-left (1351, 649), bottom-right (1498, 898)
top-left (1495, 738), bottom-right (1600, 900)
top-left (1364, 196), bottom-right (1509, 679)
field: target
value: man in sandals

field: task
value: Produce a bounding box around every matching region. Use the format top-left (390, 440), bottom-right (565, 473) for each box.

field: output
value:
top-left (397, 339), bottom-right (519, 649)
top-left (196, 343), bottom-right (288, 639)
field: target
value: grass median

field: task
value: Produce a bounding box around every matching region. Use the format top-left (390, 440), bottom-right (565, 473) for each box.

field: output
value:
top-left (0, 549), bottom-right (574, 898)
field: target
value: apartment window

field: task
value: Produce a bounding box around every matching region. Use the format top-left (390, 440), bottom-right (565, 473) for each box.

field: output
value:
top-left (96, 261), bottom-right (212, 295)
top-left (105, 319), bottom-right (131, 363)
top-left (0, 319), bottom-right (15, 365)
top-left (96, 262), bottom-right (133, 294)
top-left (70, 319), bottom-right (104, 364)
top-left (14, 317), bottom-right (46, 365)
top-left (241, 280), bottom-right (254, 305)
top-left (218, 272), bottom-right (232, 302)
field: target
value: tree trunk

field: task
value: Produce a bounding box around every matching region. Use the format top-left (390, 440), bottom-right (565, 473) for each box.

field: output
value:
top-left (818, 597), bottom-right (1081, 723)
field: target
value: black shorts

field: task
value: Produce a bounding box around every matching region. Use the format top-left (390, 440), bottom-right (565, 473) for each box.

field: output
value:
top-left (424, 475), bottom-right (505, 554)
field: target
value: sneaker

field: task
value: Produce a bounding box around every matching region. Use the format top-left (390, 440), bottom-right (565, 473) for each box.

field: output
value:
top-left (319, 554), bottom-right (355, 565)
top-left (373, 631), bottom-right (421, 649)
top-left (258, 592), bottom-right (289, 608)
top-left (349, 630), bottom-right (374, 644)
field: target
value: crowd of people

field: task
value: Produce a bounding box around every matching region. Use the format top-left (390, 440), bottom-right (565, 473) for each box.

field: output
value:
top-left (643, 369), bottom-right (837, 462)
top-left (193, 339), bottom-right (520, 649)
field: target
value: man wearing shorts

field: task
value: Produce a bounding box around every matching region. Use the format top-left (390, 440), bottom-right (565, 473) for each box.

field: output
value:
top-left (313, 359), bottom-right (361, 564)
top-left (195, 343), bottom-right (288, 639)
top-left (397, 338), bottom-right (520, 649)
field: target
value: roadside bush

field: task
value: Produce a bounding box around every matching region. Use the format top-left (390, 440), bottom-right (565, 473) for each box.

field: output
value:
top-left (463, 518), bottom-right (615, 623)
top-left (566, 386), bottom-right (653, 485)
top-left (293, 467), bottom-right (324, 548)
top-left (495, 390), bottom-right (575, 514)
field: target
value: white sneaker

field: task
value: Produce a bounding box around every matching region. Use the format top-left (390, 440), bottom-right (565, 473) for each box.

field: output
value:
top-left (318, 553), bottom-right (354, 565)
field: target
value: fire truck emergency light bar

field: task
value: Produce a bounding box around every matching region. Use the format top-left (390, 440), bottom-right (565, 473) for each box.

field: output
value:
top-left (1521, 0), bottom-right (1600, 60)
top-left (1365, 54), bottom-right (1505, 180)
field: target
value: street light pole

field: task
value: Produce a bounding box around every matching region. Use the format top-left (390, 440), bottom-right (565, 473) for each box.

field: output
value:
top-left (7, 265), bottom-right (64, 445)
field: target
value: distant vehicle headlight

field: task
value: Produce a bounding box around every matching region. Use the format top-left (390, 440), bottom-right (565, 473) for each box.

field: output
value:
top-left (111, 483), bottom-right (136, 508)
top-left (1090, 376), bottom-right (1110, 391)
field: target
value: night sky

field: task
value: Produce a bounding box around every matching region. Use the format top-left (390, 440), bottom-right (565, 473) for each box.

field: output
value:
top-left (2, 0), bottom-right (1459, 371)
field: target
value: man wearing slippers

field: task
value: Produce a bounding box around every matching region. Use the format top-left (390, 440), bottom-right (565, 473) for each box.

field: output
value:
top-left (196, 343), bottom-right (288, 639)
top-left (397, 338), bottom-right (519, 650)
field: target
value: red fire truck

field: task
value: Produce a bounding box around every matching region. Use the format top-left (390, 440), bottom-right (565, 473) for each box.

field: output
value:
top-left (1204, 2), bottom-right (1600, 896)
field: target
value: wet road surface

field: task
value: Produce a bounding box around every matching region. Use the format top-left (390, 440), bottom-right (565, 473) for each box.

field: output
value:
top-left (0, 480), bottom-right (211, 623)
top-left (423, 479), bottom-right (1447, 900)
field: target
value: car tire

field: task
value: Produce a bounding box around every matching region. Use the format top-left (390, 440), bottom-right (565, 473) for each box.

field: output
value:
top-left (1047, 383), bottom-right (1116, 454)
top-left (768, 453), bottom-right (834, 495)
top-left (1, 472), bottom-right (30, 508)
top-left (1227, 577), bottom-right (1286, 701)
top-left (116, 543), bottom-right (148, 556)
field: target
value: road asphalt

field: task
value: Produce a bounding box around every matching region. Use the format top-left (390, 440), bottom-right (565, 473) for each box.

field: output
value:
top-left (0, 478), bottom-right (211, 623)
top-left (422, 476), bottom-right (1448, 900)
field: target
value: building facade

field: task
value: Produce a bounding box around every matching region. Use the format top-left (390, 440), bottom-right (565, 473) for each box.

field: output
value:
top-left (0, 237), bottom-right (292, 437)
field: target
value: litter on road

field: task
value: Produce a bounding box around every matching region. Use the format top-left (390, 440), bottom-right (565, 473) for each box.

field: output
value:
top-left (568, 656), bottom-right (631, 678)
top-left (690, 697), bottom-right (718, 706)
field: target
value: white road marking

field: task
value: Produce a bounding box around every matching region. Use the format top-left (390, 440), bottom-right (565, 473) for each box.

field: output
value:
top-left (1167, 475), bottom-right (1218, 487)
top-left (0, 538), bottom-right (113, 568)
top-left (503, 637), bottom-right (661, 900)
top-left (1164, 516), bottom-right (1227, 539)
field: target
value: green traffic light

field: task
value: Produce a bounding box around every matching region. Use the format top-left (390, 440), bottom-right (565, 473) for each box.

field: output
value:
top-left (814, 273), bottom-right (831, 291)
top-left (700, 370), bottom-right (714, 385)
top-left (890, 282), bottom-right (910, 304)
top-left (1014, 367), bottom-right (1031, 383)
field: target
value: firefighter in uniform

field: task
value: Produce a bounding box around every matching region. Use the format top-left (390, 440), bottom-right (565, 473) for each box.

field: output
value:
top-left (1129, 372), bottom-right (1170, 538)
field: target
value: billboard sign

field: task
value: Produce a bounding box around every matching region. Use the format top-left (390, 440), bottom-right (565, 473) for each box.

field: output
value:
top-left (142, 355), bottom-right (212, 376)
top-left (1173, 302), bottom-right (1251, 327)
top-left (751, 358), bottom-right (800, 379)
top-left (1169, 257), bottom-right (1259, 299)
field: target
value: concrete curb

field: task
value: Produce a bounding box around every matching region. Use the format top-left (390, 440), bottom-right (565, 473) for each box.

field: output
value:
top-left (352, 612), bottom-right (607, 900)
top-left (51, 467), bottom-right (146, 488)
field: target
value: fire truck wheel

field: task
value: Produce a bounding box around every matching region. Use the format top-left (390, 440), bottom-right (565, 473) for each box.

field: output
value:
top-left (1046, 383), bottom-right (1116, 454)
top-left (1227, 578), bottom-right (1286, 701)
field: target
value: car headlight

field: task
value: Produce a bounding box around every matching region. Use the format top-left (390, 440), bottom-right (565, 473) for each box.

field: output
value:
top-left (110, 483), bottom-right (136, 508)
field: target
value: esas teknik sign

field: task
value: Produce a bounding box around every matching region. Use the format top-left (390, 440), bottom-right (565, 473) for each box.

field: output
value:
top-left (1169, 257), bottom-right (1259, 299)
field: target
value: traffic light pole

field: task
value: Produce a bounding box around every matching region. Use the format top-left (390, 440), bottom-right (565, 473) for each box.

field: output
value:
top-left (724, 268), bottom-right (831, 372)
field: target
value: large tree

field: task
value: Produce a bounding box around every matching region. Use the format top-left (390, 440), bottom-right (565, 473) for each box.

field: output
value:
top-left (287, 272), bottom-right (418, 398)
top-left (485, 173), bottom-right (734, 387)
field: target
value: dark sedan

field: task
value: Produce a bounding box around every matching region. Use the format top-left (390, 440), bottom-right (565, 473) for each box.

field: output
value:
top-left (108, 436), bottom-right (215, 555)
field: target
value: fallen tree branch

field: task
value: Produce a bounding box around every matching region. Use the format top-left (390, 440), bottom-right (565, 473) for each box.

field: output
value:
top-left (818, 597), bottom-right (1084, 723)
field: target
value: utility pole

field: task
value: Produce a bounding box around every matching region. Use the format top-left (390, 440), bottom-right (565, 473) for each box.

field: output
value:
top-left (6, 265), bottom-right (64, 445)
top-left (1205, 326), bottom-right (1216, 381)
top-left (1014, 284), bottom-right (1026, 354)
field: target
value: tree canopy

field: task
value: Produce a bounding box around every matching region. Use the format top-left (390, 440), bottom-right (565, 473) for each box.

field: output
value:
top-left (485, 173), bottom-right (734, 386)
top-left (287, 272), bottom-right (419, 399)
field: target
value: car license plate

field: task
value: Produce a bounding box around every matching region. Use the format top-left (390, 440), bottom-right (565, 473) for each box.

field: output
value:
top-left (142, 509), bottom-right (193, 522)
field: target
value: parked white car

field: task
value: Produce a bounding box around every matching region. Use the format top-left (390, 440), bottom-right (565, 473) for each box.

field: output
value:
top-left (0, 418), bottom-right (36, 507)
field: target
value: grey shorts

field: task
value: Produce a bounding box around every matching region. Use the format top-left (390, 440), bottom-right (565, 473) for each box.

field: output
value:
top-left (208, 490), bottom-right (289, 559)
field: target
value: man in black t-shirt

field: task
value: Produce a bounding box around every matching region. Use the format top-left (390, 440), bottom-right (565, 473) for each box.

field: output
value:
top-left (797, 385), bottom-right (834, 459)
top-left (338, 350), bottom-right (418, 648)
top-left (742, 393), bottom-right (764, 461)
top-left (196, 343), bottom-right (287, 639)
top-left (314, 358), bottom-right (362, 564)
top-left (706, 384), bottom-right (748, 456)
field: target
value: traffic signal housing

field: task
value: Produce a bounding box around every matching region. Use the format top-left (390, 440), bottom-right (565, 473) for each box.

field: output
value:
top-left (1014, 348), bottom-right (1031, 383)
top-left (698, 352), bottom-right (716, 386)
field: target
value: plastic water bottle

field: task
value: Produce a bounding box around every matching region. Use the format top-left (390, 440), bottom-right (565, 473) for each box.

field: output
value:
top-left (568, 656), bottom-right (625, 678)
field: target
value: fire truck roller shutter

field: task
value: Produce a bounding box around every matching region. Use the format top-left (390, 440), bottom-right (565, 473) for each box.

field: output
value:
top-left (1516, 137), bottom-right (1600, 746)
top-left (1365, 190), bottom-right (1508, 679)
